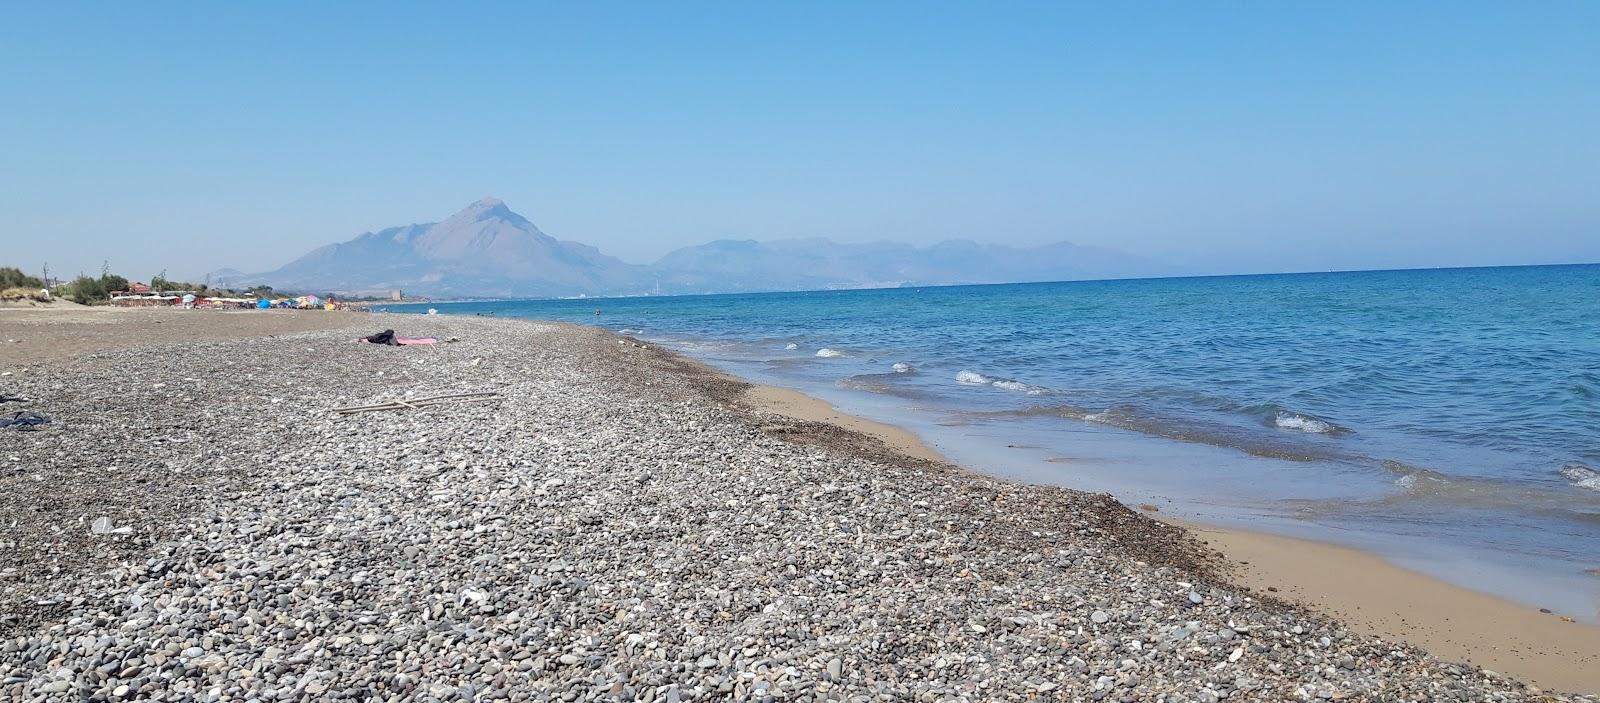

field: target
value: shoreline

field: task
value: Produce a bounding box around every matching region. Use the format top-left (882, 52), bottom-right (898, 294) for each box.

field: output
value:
top-left (1, 309), bottom-right (1595, 698)
top-left (699, 350), bottom-right (1600, 693)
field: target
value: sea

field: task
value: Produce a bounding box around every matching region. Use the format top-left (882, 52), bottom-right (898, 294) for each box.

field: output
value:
top-left (386, 264), bottom-right (1600, 619)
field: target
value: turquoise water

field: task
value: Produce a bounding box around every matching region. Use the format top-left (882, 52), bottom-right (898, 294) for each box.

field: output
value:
top-left (389, 264), bottom-right (1600, 617)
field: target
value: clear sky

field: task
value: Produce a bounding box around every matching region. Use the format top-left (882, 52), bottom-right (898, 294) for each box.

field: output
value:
top-left (2, 2), bottom-right (1597, 281)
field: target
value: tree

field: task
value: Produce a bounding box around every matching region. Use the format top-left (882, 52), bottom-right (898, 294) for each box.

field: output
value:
top-left (69, 274), bottom-right (108, 304)
top-left (99, 272), bottom-right (129, 294)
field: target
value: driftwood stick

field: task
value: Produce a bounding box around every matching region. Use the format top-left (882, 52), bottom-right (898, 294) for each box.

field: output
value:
top-left (402, 392), bottom-right (499, 401)
top-left (332, 392), bottom-right (498, 411)
top-left (334, 397), bottom-right (500, 415)
top-left (332, 392), bottom-right (501, 415)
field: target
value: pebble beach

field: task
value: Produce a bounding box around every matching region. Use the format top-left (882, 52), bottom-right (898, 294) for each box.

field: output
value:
top-left (0, 310), bottom-right (1594, 702)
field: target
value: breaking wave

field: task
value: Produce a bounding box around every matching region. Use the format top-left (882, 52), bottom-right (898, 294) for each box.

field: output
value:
top-left (954, 370), bottom-right (1047, 394)
top-left (1240, 403), bottom-right (1350, 436)
top-left (784, 343), bottom-right (799, 350)
top-left (1562, 464), bottom-right (1600, 492)
top-left (815, 348), bottom-right (846, 358)
top-left (955, 370), bottom-right (991, 385)
top-left (1273, 411), bottom-right (1342, 435)
top-left (892, 362), bottom-right (915, 373)
top-left (1384, 461), bottom-right (1453, 495)
top-left (983, 403), bottom-right (1346, 462)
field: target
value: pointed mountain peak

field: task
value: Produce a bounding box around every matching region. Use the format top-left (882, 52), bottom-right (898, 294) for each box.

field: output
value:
top-left (444, 196), bottom-right (527, 225)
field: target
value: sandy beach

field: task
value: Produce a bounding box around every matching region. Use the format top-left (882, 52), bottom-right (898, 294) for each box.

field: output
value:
top-left (1, 308), bottom-right (1596, 700)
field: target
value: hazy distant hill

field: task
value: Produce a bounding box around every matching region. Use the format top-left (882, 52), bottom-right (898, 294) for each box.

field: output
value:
top-left (650, 238), bottom-right (1167, 293)
top-left (216, 198), bottom-right (1168, 297)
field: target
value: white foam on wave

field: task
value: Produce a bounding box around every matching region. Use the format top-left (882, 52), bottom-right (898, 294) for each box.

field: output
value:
top-left (991, 379), bottom-right (1047, 395)
top-left (1395, 473), bottom-right (1445, 492)
top-left (955, 370), bottom-right (1045, 394)
top-left (784, 343), bottom-right (799, 350)
top-left (1385, 460), bottom-right (1452, 495)
top-left (815, 348), bottom-right (846, 358)
top-left (1561, 464), bottom-right (1600, 492)
top-left (1274, 411), bottom-right (1336, 434)
top-left (1084, 411), bottom-right (1111, 423)
top-left (892, 362), bottom-right (914, 373)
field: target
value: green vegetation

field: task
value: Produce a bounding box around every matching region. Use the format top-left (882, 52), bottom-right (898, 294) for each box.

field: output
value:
top-left (67, 274), bottom-right (108, 304)
top-left (4, 263), bottom-right (313, 305)
top-left (150, 270), bottom-right (210, 294)
top-left (0, 267), bottom-right (44, 289)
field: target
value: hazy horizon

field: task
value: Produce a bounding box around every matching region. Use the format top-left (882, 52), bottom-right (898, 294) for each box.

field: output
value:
top-left (3, 3), bottom-right (1597, 281)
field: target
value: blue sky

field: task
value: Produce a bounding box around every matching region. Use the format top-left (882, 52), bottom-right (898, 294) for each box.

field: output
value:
top-left (2, 2), bottom-right (1596, 280)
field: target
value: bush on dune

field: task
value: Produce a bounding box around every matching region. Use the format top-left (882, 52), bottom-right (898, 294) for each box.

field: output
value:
top-left (0, 267), bottom-right (44, 290)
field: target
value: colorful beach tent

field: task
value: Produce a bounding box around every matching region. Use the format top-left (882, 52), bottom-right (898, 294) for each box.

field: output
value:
top-left (257, 298), bottom-right (270, 309)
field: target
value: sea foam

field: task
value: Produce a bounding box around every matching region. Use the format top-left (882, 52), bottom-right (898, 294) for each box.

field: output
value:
top-left (955, 370), bottom-right (992, 385)
top-left (1274, 411), bottom-right (1337, 434)
top-left (815, 348), bottom-right (846, 358)
top-left (955, 370), bottom-right (1045, 394)
top-left (785, 343), bottom-right (799, 350)
top-left (892, 362), bottom-right (915, 373)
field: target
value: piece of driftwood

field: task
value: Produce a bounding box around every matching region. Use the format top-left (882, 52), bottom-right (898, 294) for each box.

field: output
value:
top-left (333, 392), bottom-right (500, 415)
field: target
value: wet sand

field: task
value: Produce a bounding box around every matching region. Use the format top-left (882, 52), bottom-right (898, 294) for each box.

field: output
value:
top-left (739, 384), bottom-right (946, 464)
top-left (1174, 520), bottom-right (1600, 694)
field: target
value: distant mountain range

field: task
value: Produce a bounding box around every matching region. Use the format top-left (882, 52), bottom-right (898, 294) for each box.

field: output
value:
top-left (212, 198), bottom-right (1172, 297)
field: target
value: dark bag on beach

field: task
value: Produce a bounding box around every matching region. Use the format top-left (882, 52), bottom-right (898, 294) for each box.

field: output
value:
top-left (365, 329), bottom-right (399, 346)
top-left (0, 411), bottom-right (49, 430)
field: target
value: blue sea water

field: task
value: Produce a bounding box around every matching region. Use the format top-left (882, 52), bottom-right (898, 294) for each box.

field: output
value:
top-left (389, 264), bottom-right (1600, 618)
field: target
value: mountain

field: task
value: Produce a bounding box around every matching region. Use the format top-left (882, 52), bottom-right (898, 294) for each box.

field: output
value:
top-left (217, 198), bottom-right (643, 297)
top-left (216, 198), bottom-right (1171, 297)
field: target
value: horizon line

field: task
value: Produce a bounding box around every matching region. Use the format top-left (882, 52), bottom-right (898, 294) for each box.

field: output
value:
top-left (378, 260), bottom-right (1599, 305)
